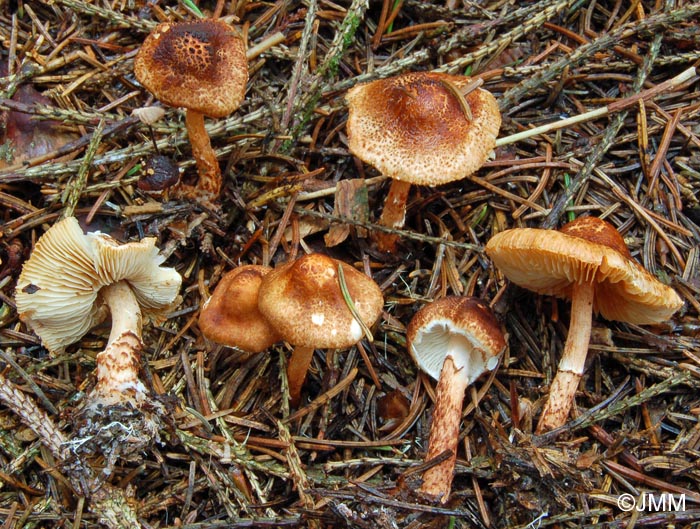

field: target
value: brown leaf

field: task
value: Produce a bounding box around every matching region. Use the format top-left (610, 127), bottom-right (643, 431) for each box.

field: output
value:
top-left (324, 178), bottom-right (370, 247)
top-left (0, 85), bottom-right (78, 168)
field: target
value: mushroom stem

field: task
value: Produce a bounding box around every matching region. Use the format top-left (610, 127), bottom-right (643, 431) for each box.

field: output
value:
top-left (536, 281), bottom-right (594, 433)
top-left (79, 281), bottom-right (165, 464)
top-left (92, 281), bottom-right (147, 405)
top-left (420, 354), bottom-right (469, 503)
top-left (287, 346), bottom-right (315, 407)
top-left (184, 109), bottom-right (221, 198)
top-left (374, 179), bottom-right (412, 253)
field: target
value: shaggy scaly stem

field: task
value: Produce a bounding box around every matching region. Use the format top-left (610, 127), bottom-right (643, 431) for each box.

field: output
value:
top-left (420, 354), bottom-right (469, 503)
top-left (78, 281), bottom-right (164, 465)
top-left (92, 281), bottom-right (145, 405)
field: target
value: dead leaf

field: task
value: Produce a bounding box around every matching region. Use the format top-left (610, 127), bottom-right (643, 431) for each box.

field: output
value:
top-left (0, 85), bottom-right (78, 168)
top-left (324, 178), bottom-right (370, 247)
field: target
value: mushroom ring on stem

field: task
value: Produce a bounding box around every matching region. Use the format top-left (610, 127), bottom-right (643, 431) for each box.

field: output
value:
top-left (15, 217), bottom-right (182, 462)
top-left (407, 296), bottom-right (505, 503)
top-left (134, 19), bottom-right (248, 202)
top-left (199, 265), bottom-right (281, 353)
top-left (257, 253), bottom-right (384, 407)
top-left (485, 216), bottom-right (683, 433)
top-left (346, 71), bottom-right (501, 253)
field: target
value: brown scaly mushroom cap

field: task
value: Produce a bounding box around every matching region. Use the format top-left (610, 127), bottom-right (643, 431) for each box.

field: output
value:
top-left (258, 253), bottom-right (384, 349)
top-left (199, 265), bottom-right (281, 353)
top-left (484, 216), bottom-right (683, 324)
top-left (15, 217), bottom-right (182, 354)
top-left (134, 20), bottom-right (248, 118)
top-left (346, 71), bottom-right (501, 186)
top-left (258, 253), bottom-right (383, 406)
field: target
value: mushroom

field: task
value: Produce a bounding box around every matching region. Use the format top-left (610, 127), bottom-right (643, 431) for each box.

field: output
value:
top-left (257, 253), bottom-right (384, 406)
top-left (485, 216), bottom-right (683, 433)
top-left (137, 154), bottom-right (181, 197)
top-left (346, 71), bottom-right (501, 252)
top-left (134, 19), bottom-right (248, 202)
top-left (199, 265), bottom-right (281, 353)
top-left (14, 217), bottom-right (182, 461)
top-left (407, 296), bottom-right (505, 503)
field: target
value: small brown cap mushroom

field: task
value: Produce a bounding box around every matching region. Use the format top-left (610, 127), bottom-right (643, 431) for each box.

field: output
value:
top-left (137, 154), bottom-right (181, 195)
top-left (257, 253), bottom-right (383, 349)
top-left (15, 217), bottom-right (182, 354)
top-left (134, 20), bottom-right (248, 118)
top-left (407, 296), bottom-right (505, 384)
top-left (484, 216), bottom-right (683, 324)
top-left (199, 265), bottom-right (281, 353)
top-left (406, 296), bottom-right (505, 503)
top-left (346, 71), bottom-right (501, 186)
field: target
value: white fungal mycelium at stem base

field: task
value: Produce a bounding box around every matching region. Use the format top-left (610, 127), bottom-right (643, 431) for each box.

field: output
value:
top-left (15, 217), bottom-right (182, 463)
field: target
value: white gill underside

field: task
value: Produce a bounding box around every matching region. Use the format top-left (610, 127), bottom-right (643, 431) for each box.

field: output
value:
top-left (412, 321), bottom-right (498, 383)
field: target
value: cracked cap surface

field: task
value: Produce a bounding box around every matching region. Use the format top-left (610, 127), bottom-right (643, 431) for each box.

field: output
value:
top-left (134, 20), bottom-right (248, 117)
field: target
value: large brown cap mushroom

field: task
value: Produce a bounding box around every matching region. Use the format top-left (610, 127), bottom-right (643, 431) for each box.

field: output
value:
top-left (346, 71), bottom-right (501, 186)
top-left (15, 217), bottom-right (182, 354)
top-left (258, 253), bottom-right (383, 349)
top-left (134, 20), bottom-right (248, 118)
top-left (485, 216), bottom-right (682, 433)
top-left (346, 71), bottom-right (500, 252)
top-left (485, 216), bottom-right (682, 324)
top-left (134, 19), bottom-right (248, 200)
top-left (407, 296), bottom-right (505, 503)
top-left (258, 253), bottom-right (384, 406)
top-left (199, 265), bottom-right (281, 353)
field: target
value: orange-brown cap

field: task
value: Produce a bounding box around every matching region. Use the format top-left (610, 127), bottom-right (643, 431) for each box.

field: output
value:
top-left (407, 296), bottom-right (505, 384)
top-left (134, 20), bottom-right (248, 118)
top-left (485, 216), bottom-right (683, 324)
top-left (257, 253), bottom-right (384, 349)
top-left (345, 71), bottom-right (501, 186)
top-left (199, 265), bottom-right (281, 353)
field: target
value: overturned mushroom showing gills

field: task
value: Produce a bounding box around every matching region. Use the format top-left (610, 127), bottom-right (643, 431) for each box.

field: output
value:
top-left (15, 217), bottom-right (182, 462)
top-left (257, 253), bottom-right (383, 406)
top-left (134, 19), bottom-right (248, 202)
top-left (485, 216), bottom-right (683, 433)
top-left (199, 265), bottom-right (281, 353)
top-left (407, 296), bottom-right (505, 503)
top-left (346, 71), bottom-right (500, 252)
